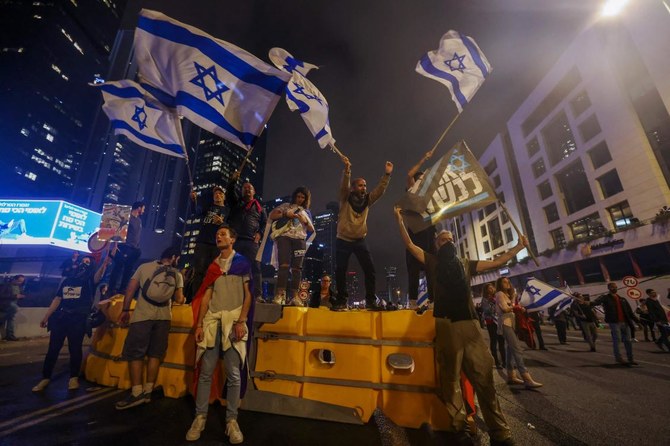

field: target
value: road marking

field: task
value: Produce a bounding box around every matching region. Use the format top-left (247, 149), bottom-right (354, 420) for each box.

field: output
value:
top-left (0, 388), bottom-right (124, 437)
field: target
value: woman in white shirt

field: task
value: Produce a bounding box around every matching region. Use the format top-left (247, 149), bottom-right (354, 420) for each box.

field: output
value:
top-left (495, 277), bottom-right (543, 388)
top-left (269, 187), bottom-right (315, 306)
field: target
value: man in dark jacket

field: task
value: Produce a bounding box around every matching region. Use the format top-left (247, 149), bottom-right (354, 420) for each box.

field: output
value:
top-left (645, 289), bottom-right (670, 351)
top-left (592, 283), bottom-right (638, 366)
top-left (226, 171), bottom-right (267, 301)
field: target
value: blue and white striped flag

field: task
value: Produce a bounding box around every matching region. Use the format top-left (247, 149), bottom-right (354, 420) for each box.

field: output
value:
top-left (554, 283), bottom-right (575, 316)
top-left (96, 80), bottom-right (185, 157)
top-left (268, 48), bottom-right (335, 149)
top-left (133, 9), bottom-right (291, 150)
top-left (519, 278), bottom-right (573, 313)
top-left (417, 277), bottom-right (430, 307)
top-left (416, 30), bottom-right (492, 113)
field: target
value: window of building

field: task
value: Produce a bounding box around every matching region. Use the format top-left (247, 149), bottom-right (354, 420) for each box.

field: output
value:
top-left (522, 67), bottom-right (581, 137)
top-left (579, 258), bottom-right (605, 283)
top-left (498, 191), bottom-right (506, 203)
top-left (526, 137), bottom-right (540, 158)
top-left (484, 202), bottom-right (497, 216)
top-left (588, 140), bottom-right (612, 169)
top-left (488, 217), bottom-right (504, 249)
top-left (532, 158), bottom-right (546, 178)
top-left (504, 227), bottom-right (514, 244)
top-left (484, 158), bottom-right (497, 176)
top-left (543, 111), bottom-right (578, 166)
top-left (501, 209), bottom-right (509, 224)
top-left (480, 225), bottom-right (487, 237)
top-left (602, 253), bottom-right (633, 281)
top-left (568, 212), bottom-right (606, 241)
top-left (607, 201), bottom-right (635, 229)
top-left (538, 180), bottom-right (552, 200)
top-left (597, 169), bottom-right (624, 198)
top-left (557, 263), bottom-right (580, 286)
top-left (555, 159), bottom-right (595, 214)
top-left (578, 114), bottom-right (602, 143)
top-left (570, 91), bottom-right (591, 117)
top-left (550, 228), bottom-right (566, 249)
top-left (493, 175), bottom-right (501, 188)
top-left (477, 209), bottom-right (485, 221)
top-left (544, 202), bottom-right (560, 223)
top-left (483, 240), bottom-right (491, 253)
top-left (539, 267), bottom-right (562, 287)
top-left (633, 244), bottom-right (670, 276)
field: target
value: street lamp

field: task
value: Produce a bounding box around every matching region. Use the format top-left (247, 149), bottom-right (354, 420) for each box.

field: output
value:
top-left (600, 0), bottom-right (630, 17)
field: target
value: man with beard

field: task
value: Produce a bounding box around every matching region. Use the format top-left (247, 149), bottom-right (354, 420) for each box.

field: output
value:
top-left (332, 156), bottom-right (393, 311)
top-left (115, 247), bottom-right (185, 410)
top-left (394, 206), bottom-right (527, 446)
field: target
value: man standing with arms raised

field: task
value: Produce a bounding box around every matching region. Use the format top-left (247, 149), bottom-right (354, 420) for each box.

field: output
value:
top-left (332, 156), bottom-right (392, 311)
top-left (226, 171), bottom-right (266, 302)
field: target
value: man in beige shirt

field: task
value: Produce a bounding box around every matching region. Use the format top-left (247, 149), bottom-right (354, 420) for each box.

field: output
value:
top-left (332, 155), bottom-right (392, 311)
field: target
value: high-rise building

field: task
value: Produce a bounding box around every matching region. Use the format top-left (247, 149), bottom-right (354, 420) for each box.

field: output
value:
top-left (457, 2), bottom-right (670, 296)
top-left (0, 0), bottom-right (128, 200)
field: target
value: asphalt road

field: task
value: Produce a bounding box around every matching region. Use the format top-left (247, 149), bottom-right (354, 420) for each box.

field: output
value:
top-left (1, 327), bottom-right (668, 446)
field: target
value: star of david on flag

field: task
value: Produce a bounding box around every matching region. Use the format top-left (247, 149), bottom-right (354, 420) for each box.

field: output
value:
top-left (519, 278), bottom-right (574, 313)
top-left (133, 9), bottom-right (291, 150)
top-left (95, 79), bottom-right (185, 158)
top-left (269, 48), bottom-right (335, 149)
top-left (417, 277), bottom-right (430, 308)
top-left (416, 30), bottom-right (492, 113)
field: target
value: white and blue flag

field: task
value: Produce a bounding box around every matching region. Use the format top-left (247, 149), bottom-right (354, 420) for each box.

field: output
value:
top-left (553, 283), bottom-right (575, 316)
top-left (96, 80), bottom-right (185, 157)
top-left (133, 9), bottom-right (291, 150)
top-left (269, 48), bottom-right (335, 149)
top-left (417, 277), bottom-right (430, 308)
top-left (416, 30), bottom-right (492, 113)
top-left (519, 278), bottom-right (574, 313)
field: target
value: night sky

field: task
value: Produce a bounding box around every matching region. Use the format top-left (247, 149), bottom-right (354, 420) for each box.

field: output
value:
top-left (141, 0), bottom-right (603, 292)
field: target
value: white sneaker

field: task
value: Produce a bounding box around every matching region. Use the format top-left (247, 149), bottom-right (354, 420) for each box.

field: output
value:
top-left (226, 419), bottom-right (243, 444)
top-left (186, 414), bottom-right (207, 441)
top-left (32, 379), bottom-right (50, 392)
top-left (68, 377), bottom-right (79, 390)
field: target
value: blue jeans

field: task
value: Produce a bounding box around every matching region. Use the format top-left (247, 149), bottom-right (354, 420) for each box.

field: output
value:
top-left (501, 325), bottom-right (527, 374)
top-left (195, 322), bottom-right (242, 421)
top-left (1, 301), bottom-right (18, 338)
top-left (608, 322), bottom-right (633, 362)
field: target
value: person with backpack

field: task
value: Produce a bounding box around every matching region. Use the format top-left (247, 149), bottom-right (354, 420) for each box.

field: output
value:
top-left (115, 247), bottom-right (185, 410)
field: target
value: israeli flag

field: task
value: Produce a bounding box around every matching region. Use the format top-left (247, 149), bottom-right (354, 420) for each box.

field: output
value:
top-left (554, 283), bottom-right (574, 316)
top-left (134, 9), bottom-right (291, 150)
top-left (417, 277), bottom-right (430, 307)
top-left (416, 30), bottom-right (491, 113)
top-left (96, 80), bottom-right (185, 157)
top-left (268, 48), bottom-right (334, 149)
top-left (519, 278), bottom-right (574, 313)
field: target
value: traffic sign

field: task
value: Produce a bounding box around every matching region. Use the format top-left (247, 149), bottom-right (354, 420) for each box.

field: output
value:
top-left (622, 276), bottom-right (638, 288)
top-left (626, 287), bottom-right (642, 300)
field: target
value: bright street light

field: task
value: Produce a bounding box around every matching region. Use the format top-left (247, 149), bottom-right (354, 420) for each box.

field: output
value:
top-left (600, 0), bottom-right (630, 17)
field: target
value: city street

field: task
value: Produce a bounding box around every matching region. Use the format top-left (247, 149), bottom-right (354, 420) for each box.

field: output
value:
top-left (1, 326), bottom-right (668, 446)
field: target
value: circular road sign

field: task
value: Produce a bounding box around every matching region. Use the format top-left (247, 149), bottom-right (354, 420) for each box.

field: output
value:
top-left (622, 276), bottom-right (638, 288)
top-left (626, 287), bottom-right (642, 300)
top-left (87, 232), bottom-right (108, 253)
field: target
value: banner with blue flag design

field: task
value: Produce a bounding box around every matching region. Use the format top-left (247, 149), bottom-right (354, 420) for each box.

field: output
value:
top-left (520, 278), bottom-right (574, 313)
top-left (96, 79), bottom-right (185, 157)
top-left (133, 9), bottom-right (291, 150)
top-left (416, 30), bottom-right (491, 113)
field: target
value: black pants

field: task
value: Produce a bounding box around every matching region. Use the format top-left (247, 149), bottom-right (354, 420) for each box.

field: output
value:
top-left (234, 238), bottom-right (262, 299)
top-left (43, 314), bottom-right (86, 379)
top-left (405, 249), bottom-right (424, 301)
top-left (555, 320), bottom-right (567, 343)
top-left (532, 318), bottom-right (546, 349)
top-left (485, 323), bottom-right (506, 367)
top-left (189, 242), bottom-right (220, 301)
top-left (335, 238), bottom-right (376, 305)
top-left (109, 245), bottom-right (141, 294)
top-left (640, 319), bottom-right (656, 341)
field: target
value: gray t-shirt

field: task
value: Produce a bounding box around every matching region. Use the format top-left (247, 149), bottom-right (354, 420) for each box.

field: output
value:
top-left (130, 261), bottom-right (184, 323)
top-left (125, 214), bottom-right (142, 248)
top-left (207, 252), bottom-right (250, 313)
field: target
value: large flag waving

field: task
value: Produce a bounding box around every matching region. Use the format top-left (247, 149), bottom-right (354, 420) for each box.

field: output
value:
top-left (416, 30), bottom-right (491, 113)
top-left (396, 141), bottom-right (497, 233)
top-left (96, 80), bottom-right (185, 157)
top-left (520, 278), bottom-right (574, 313)
top-left (269, 48), bottom-right (335, 149)
top-left (133, 9), bottom-right (291, 150)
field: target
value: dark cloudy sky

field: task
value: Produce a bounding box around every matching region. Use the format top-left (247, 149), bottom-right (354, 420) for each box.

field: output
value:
top-left (141, 0), bottom-right (603, 293)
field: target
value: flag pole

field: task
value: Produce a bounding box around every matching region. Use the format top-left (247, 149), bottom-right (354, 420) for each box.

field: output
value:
top-left (427, 112), bottom-right (461, 156)
top-left (174, 115), bottom-right (197, 208)
top-left (328, 142), bottom-right (346, 159)
top-left (498, 200), bottom-right (540, 267)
